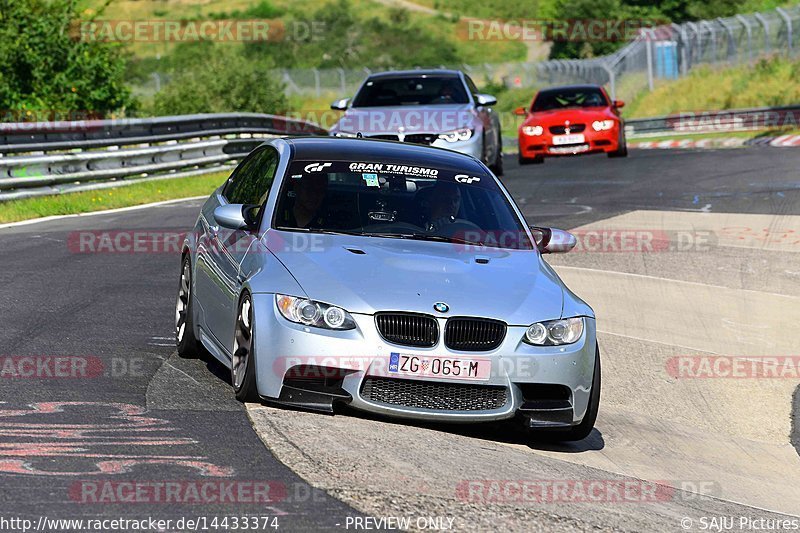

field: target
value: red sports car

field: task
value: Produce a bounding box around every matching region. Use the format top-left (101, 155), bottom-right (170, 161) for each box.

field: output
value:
top-left (516, 84), bottom-right (627, 164)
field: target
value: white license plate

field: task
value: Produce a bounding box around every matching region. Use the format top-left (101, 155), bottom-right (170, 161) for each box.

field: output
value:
top-left (387, 353), bottom-right (491, 381)
top-left (552, 133), bottom-right (586, 145)
top-left (549, 144), bottom-right (589, 154)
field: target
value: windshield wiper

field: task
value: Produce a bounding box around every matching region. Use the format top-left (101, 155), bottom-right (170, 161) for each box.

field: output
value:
top-left (365, 232), bottom-right (485, 246)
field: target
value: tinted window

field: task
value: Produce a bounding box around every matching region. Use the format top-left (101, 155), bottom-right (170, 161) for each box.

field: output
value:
top-left (532, 87), bottom-right (608, 112)
top-left (223, 147), bottom-right (279, 206)
top-left (352, 76), bottom-right (469, 107)
top-left (465, 75), bottom-right (480, 98)
top-left (273, 160), bottom-right (532, 250)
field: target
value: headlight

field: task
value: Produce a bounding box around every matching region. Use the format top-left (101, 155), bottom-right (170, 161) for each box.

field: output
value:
top-left (524, 317), bottom-right (584, 345)
top-left (522, 125), bottom-right (544, 136)
top-left (438, 128), bottom-right (473, 143)
top-left (276, 294), bottom-right (356, 330)
top-left (591, 120), bottom-right (614, 131)
top-left (332, 131), bottom-right (358, 138)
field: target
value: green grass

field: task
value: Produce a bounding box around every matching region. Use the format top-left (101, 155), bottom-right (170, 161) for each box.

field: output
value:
top-left (625, 56), bottom-right (800, 118)
top-left (0, 171), bottom-right (228, 224)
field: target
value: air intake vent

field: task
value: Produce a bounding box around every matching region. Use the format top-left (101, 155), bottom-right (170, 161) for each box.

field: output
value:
top-left (361, 377), bottom-right (508, 411)
top-left (375, 313), bottom-right (438, 347)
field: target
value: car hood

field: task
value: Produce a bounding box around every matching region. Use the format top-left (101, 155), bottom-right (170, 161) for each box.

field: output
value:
top-left (264, 232), bottom-right (565, 324)
top-left (332, 104), bottom-right (476, 135)
top-left (524, 107), bottom-right (615, 127)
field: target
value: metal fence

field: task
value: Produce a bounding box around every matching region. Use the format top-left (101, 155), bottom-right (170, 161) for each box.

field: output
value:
top-left (272, 5), bottom-right (800, 102)
top-left (0, 113), bottom-right (325, 201)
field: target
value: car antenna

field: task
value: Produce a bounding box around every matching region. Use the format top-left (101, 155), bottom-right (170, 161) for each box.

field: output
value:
top-left (356, 132), bottom-right (363, 138)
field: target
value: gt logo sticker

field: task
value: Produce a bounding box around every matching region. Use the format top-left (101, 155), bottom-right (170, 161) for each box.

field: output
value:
top-left (304, 162), bottom-right (332, 173)
top-left (455, 174), bottom-right (480, 184)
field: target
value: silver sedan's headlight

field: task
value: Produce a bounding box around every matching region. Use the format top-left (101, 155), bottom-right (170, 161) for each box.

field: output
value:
top-left (438, 128), bottom-right (473, 143)
top-left (524, 317), bottom-right (584, 345)
top-left (276, 294), bottom-right (356, 330)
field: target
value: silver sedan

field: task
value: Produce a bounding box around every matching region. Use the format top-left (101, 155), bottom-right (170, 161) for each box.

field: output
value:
top-left (329, 69), bottom-right (505, 176)
top-left (176, 137), bottom-right (599, 441)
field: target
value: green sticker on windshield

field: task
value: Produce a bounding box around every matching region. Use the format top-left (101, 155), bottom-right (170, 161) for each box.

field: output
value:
top-left (362, 173), bottom-right (379, 187)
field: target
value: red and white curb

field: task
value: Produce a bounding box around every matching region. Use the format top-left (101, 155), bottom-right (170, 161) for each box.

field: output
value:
top-left (630, 134), bottom-right (800, 150)
top-left (630, 138), bottom-right (746, 149)
top-left (763, 134), bottom-right (800, 147)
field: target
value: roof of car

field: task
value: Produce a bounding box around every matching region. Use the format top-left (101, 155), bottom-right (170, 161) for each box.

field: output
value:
top-left (537, 84), bottom-right (604, 93)
top-left (365, 69), bottom-right (463, 79)
top-left (284, 137), bottom-right (487, 172)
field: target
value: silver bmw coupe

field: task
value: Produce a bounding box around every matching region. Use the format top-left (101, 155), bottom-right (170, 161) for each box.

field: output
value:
top-left (176, 137), bottom-right (599, 441)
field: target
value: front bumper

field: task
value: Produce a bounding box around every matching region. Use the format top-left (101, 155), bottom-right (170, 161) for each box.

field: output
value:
top-left (251, 293), bottom-right (597, 426)
top-left (519, 127), bottom-right (619, 158)
top-left (340, 131), bottom-right (484, 161)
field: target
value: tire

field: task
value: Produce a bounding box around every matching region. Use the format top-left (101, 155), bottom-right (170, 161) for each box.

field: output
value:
top-left (175, 255), bottom-right (200, 358)
top-left (518, 154), bottom-right (544, 165)
top-left (532, 345), bottom-right (601, 442)
top-left (608, 130), bottom-right (628, 158)
top-left (232, 293), bottom-right (259, 403)
top-left (489, 133), bottom-right (504, 176)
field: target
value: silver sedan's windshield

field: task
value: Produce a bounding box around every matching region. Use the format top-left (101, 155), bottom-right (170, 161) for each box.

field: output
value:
top-left (273, 160), bottom-right (533, 250)
top-left (352, 76), bottom-right (470, 107)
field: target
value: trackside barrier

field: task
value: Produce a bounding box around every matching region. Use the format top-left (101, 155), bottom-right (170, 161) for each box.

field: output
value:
top-left (0, 113), bottom-right (326, 201)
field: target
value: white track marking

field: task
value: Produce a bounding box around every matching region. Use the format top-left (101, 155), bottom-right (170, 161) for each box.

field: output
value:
top-left (0, 196), bottom-right (207, 230)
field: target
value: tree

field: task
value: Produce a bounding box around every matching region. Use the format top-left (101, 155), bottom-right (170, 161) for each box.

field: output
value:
top-left (152, 43), bottom-right (288, 115)
top-left (0, 0), bottom-right (133, 118)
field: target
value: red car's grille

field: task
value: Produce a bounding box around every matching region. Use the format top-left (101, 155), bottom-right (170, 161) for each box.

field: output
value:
top-left (549, 124), bottom-right (586, 134)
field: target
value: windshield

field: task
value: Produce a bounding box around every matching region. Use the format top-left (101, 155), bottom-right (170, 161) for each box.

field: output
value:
top-left (272, 160), bottom-right (533, 250)
top-left (532, 87), bottom-right (608, 112)
top-left (352, 76), bottom-right (470, 107)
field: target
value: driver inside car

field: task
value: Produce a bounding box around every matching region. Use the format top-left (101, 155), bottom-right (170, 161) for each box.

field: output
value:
top-left (422, 182), bottom-right (462, 231)
top-left (285, 173), bottom-right (328, 229)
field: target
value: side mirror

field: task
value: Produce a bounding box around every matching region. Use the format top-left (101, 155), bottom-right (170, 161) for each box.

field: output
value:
top-left (475, 94), bottom-right (497, 106)
top-left (613, 99), bottom-right (625, 108)
top-left (330, 98), bottom-right (350, 111)
top-left (529, 226), bottom-right (577, 254)
top-left (214, 204), bottom-right (257, 231)
top-left (513, 106), bottom-right (528, 116)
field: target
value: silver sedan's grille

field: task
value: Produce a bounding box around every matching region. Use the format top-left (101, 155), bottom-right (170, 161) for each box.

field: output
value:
top-left (375, 313), bottom-right (438, 347)
top-left (361, 377), bottom-right (508, 411)
top-left (444, 318), bottom-right (506, 351)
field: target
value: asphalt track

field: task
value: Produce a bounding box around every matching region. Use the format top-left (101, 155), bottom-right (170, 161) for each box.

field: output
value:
top-left (0, 146), bottom-right (798, 532)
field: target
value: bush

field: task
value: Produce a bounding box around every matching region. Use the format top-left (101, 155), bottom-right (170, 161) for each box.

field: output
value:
top-left (152, 43), bottom-right (288, 115)
top-left (0, 0), bottom-right (133, 118)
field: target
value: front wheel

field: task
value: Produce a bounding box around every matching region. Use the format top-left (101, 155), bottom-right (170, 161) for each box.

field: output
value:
top-left (232, 293), bottom-right (259, 402)
top-left (489, 132), bottom-right (504, 176)
top-left (608, 130), bottom-right (628, 158)
top-left (519, 154), bottom-right (544, 165)
top-left (175, 256), bottom-right (200, 358)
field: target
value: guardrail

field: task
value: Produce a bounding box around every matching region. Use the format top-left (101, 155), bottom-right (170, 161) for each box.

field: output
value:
top-left (1, 103), bottom-right (795, 201)
top-left (625, 104), bottom-right (800, 137)
top-left (0, 113), bottom-right (326, 201)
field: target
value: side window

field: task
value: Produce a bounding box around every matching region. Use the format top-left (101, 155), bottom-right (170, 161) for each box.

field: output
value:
top-left (465, 76), bottom-right (480, 99)
top-left (223, 147), bottom-right (279, 206)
